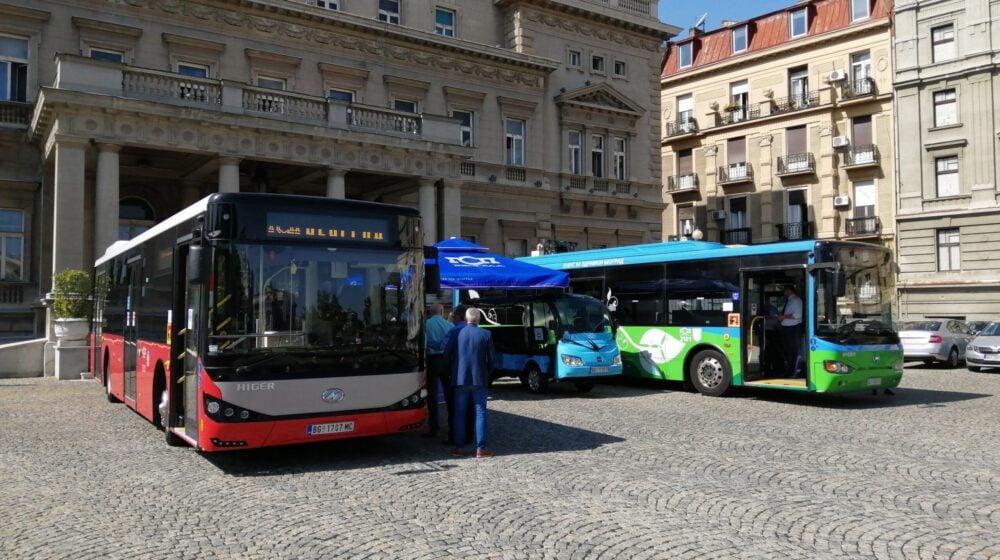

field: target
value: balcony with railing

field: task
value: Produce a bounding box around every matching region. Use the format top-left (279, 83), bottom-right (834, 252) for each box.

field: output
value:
top-left (776, 221), bottom-right (813, 241)
top-left (51, 54), bottom-right (465, 146)
top-left (769, 91), bottom-right (820, 115)
top-left (843, 144), bottom-right (880, 169)
top-left (0, 101), bottom-right (32, 129)
top-left (718, 162), bottom-right (753, 185)
top-left (666, 173), bottom-right (699, 193)
top-left (721, 105), bottom-right (760, 125)
top-left (776, 153), bottom-right (816, 176)
top-left (664, 116), bottom-right (698, 138)
top-left (845, 216), bottom-right (881, 237)
top-left (840, 77), bottom-right (877, 101)
top-left (722, 227), bottom-right (752, 245)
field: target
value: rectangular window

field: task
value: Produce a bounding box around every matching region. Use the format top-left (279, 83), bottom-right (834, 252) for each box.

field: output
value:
top-left (933, 89), bottom-right (957, 127)
top-left (435, 8), bottom-right (455, 37)
top-left (591, 135), bottom-right (605, 178)
top-left (393, 99), bottom-right (418, 113)
top-left (851, 51), bottom-right (871, 83)
top-left (727, 136), bottom-right (746, 164)
top-left (853, 180), bottom-right (876, 218)
top-left (591, 55), bottom-right (605, 73)
top-left (677, 149), bottom-right (694, 188)
top-left (937, 228), bottom-right (960, 271)
top-left (851, 0), bottom-right (870, 21)
top-left (612, 136), bottom-right (627, 180)
top-left (789, 66), bottom-right (808, 106)
top-left (732, 25), bottom-right (748, 53)
top-left (568, 130), bottom-right (582, 175)
top-left (256, 76), bottom-right (286, 91)
top-left (89, 47), bottom-right (124, 63)
top-left (504, 239), bottom-right (528, 258)
top-left (568, 50), bottom-right (581, 68)
top-left (328, 89), bottom-right (355, 102)
top-left (177, 62), bottom-right (209, 78)
top-left (727, 196), bottom-right (748, 230)
top-left (0, 35), bottom-right (28, 102)
top-left (505, 118), bottom-right (525, 167)
top-left (315, 0), bottom-right (339, 9)
top-left (452, 109), bottom-right (473, 147)
top-left (0, 209), bottom-right (24, 281)
top-left (678, 205), bottom-right (695, 237)
top-left (378, 0), bottom-right (401, 24)
top-left (786, 189), bottom-right (807, 226)
top-left (613, 60), bottom-right (627, 77)
top-left (678, 42), bottom-right (692, 68)
top-left (729, 80), bottom-right (749, 121)
top-left (789, 8), bottom-right (808, 38)
top-left (932, 25), bottom-right (955, 62)
top-left (935, 156), bottom-right (959, 197)
top-left (676, 94), bottom-right (693, 126)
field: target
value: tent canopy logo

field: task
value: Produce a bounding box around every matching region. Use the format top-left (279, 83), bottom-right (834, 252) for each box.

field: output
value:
top-left (444, 256), bottom-right (502, 267)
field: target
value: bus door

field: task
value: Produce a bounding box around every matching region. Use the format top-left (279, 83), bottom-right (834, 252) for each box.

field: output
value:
top-left (181, 248), bottom-right (203, 443)
top-left (740, 266), bottom-right (806, 382)
top-left (123, 255), bottom-right (143, 403)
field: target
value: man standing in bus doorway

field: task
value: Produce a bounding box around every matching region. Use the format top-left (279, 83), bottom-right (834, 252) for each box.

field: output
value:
top-left (424, 303), bottom-right (452, 438)
top-left (450, 307), bottom-right (495, 458)
top-left (777, 284), bottom-right (804, 377)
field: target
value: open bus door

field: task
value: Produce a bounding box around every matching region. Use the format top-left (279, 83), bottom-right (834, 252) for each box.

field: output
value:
top-left (740, 266), bottom-right (807, 388)
top-left (166, 239), bottom-right (204, 446)
top-left (123, 255), bottom-right (143, 403)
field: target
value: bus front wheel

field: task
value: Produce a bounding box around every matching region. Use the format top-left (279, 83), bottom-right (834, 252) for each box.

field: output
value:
top-left (523, 366), bottom-right (548, 394)
top-left (159, 389), bottom-right (184, 447)
top-left (689, 350), bottom-right (733, 397)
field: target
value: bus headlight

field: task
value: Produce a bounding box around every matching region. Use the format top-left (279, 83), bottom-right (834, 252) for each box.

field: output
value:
top-left (823, 360), bottom-right (853, 374)
top-left (561, 355), bottom-right (584, 367)
top-left (206, 400), bottom-right (221, 414)
top-left (612, 354), bottom-right (622, 366)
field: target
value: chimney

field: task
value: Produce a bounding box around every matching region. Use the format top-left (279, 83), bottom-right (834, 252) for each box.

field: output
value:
top-left (688, 27), bottom-right (703, 37)
top-left (721, 20), bottom-right (737, 27)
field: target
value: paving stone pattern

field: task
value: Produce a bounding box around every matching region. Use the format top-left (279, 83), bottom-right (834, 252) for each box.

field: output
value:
top-left (1, 366), bottom-right (999, 559)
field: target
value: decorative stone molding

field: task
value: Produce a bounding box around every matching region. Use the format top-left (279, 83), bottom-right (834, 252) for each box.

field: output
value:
top-left (519, 6), bottom-right (663, 52)
top-left (383, 75), bottom-right (431, 102)
top-left (72, 16), bottom-right (143, 38)
top-left (758, 134), bottom-right (773, 147)
top-left (443, 86), bottom-right (488, 107)
top-left (497, 96), bottom-right (539, 118)
top-left (244, 48), bottom-right (301, 68)
top-left (162, 32), bottom-right (226, 53)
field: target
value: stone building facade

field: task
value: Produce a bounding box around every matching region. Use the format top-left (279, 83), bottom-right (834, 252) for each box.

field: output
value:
top-left (893, 0), bottom-right (1000, 320)
top-left (659, 0), bottom-right (895, 252)
top-left (0, 0), bottom-right (675, 339)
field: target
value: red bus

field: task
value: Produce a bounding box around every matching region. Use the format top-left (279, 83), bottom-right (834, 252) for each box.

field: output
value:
top-left (92, 193), bottom-right (433, 451)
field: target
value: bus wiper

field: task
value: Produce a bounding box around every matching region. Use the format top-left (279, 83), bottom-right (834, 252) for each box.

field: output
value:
top-left (235, 354), bottom-right (282, 374)
top-left (562, 336), bottom-right (601, 351)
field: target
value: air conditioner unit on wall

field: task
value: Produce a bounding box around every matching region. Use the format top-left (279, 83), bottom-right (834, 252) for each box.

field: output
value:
top-left (833, 195), bottom-right (851, 208)
top-left (828, 69), bottom-right (847, 82)
top-left (712, 210), bottom-right (727, 220)
top-left (832, 135), bottom-right (850, 149)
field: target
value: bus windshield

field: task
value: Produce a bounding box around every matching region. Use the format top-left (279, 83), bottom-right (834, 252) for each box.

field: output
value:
top-left (553, 297), bottom-right (611, 334)
top-left (207, 242), bottom-right (422, 367)
top-left (815, 246), bottom-right (898, 345)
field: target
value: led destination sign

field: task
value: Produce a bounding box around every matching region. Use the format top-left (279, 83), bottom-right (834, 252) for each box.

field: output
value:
top-left (265, 212), bottom-right (395, 244)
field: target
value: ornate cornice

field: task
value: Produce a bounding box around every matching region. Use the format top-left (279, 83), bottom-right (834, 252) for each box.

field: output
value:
top-left (0, 2), bottom-right (51, 23)
top-left (494, 0), bottom-right (677, 40)
top-left (514, 4), bottom-right (668, 53)
top-left (72, 16), bottom-right (143, 37)
top-left (162, 32), bottom-right (226, 53)
top-left (112, 0), bottom-right (558, 88)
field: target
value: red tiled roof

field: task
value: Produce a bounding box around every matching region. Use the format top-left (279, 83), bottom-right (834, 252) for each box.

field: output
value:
top-left (662, 0), bottom-right (892, 78)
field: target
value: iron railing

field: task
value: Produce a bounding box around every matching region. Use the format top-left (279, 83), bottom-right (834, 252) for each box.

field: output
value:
top-left (666, 174), bottom-right (699, 192)
top-left (769, 91), bottom-right (820, 115)
top-left (665, 117), bottom-right (698, 137)
top-left (841, 77), bottom-right (876, 100)
top-left (717, 162), bottom-right (754, 184)
top-left (844, 144), bottom-right (880, 167)
top-left (846, 216), bottom-right (881, 237)
top-left (722, 228), bottom-right (752, 245)
top-left (776, 221), bottom-right (813, 240)
top-left (776, 153), bottom-right (816, 175)
top-left (721, 105), bottom-right (760, 125)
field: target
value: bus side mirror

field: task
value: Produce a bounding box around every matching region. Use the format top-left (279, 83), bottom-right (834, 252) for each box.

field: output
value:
top-left (832, 269), bottom-right (847, 297)
top-left (187, 245), bottom-right (206, 285)
top-left (423, 246), bottom-right (440, 294)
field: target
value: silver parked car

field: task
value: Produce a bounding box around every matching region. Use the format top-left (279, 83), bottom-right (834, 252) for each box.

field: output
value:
top-left (966, 322), bottom-right (1000, 372)
top-left (898, 319), bottom-right (975, 368)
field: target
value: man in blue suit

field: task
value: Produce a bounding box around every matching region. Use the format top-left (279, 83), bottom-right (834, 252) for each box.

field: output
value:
top-left (450, 307), bottom-right (495, 458)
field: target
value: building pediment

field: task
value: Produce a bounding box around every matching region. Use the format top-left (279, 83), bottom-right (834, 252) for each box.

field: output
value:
top-left (555, 84), bottom-right (644, 118)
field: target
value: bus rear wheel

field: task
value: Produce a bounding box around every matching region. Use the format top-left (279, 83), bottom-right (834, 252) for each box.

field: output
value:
top-left (523, 366), bottom-right (548, 394)
top-left (689, 349), bottom-right (733, 397)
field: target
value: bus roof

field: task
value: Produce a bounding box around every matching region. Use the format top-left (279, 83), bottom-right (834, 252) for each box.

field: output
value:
top-left (519, 240), bottom-right (882, 271)
top-left (95, 193), bottom-right (421, 268)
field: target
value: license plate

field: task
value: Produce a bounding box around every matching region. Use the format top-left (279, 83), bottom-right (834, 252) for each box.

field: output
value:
top-left (590, 366), bottom-right (610, 374)
top-left (987, 355), bottom-right (1000, 362)
top-left (866, 377), bottom-right (881, 387)
top-left (307, 421), bottom-right (355, 436)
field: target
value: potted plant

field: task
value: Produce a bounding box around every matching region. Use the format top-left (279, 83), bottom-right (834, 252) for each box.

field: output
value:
top-left (52, 269), bottom-right (93, 342)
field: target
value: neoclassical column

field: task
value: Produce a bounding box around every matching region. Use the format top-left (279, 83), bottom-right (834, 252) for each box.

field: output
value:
top-left (418, 177), bottom-right (438, 245)
top-left (52, 139), bottom-right (88, 273)
top-left (441, 179), bottom-right (462, 240)
top-left (218, 156), bottom-right (241, 193)
top-left (93, 143), bottom-right (122, 258)
top-left (326, 167), bottom-right (347, 199)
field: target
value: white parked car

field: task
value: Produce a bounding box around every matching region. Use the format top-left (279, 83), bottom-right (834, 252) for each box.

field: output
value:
top-left (898, 319), bottom-right (974, 368)
top-left (966, 322), bottom-right (1000, 372)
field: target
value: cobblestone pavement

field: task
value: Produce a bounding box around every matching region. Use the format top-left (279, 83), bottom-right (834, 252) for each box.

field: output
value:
top-left (1, 365), bottom-right (999, 560)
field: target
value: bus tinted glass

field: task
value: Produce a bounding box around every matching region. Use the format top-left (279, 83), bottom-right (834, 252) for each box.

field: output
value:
top-left (815, 246), bottom-right (897, 345)
top-left (553, 297), bottom-right (611, 334)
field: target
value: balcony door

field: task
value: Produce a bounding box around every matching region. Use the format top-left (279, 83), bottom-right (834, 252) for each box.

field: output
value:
top-left (677, 149), bottom-right (694, 188)
top-left (789, 67), bottom-right (808, 107)
top-left (785, 189), bottom-right (808, 239)
top-left (785, 125), bottom-right (807, 171)
top-left (852, 116), bottom-right (874, 163)
top-left (727, 136), bottom-right (747, 179)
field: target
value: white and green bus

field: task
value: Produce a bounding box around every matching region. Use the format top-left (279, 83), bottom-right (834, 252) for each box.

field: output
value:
top-left (522, 240), bottom-right (902, 397)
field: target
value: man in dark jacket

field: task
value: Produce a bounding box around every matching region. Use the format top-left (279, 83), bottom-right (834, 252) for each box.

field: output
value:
top-left (442, 305), bottom-right (474, 446)
top-left (450, 307), bottom-right (495, 458)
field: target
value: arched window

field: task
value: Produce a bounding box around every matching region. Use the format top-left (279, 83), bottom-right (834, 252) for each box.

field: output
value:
top-left (118, 197), bottom-right (156, 240)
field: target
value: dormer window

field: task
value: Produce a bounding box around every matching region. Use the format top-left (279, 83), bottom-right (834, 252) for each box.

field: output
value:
top-left (679, 42), bottom-right (693, 68)
top-left (732, 25), bottom-right (748, 53)
top-left (851, 0), bottom-right (870, 22)
top-left (789, 7), bottom-right (808, 38)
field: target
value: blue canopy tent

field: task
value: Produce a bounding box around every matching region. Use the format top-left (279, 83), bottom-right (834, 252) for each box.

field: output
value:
top-left (431, 239), bottom-right (569, 305)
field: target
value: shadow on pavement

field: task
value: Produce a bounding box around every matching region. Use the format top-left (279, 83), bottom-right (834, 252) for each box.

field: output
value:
top-left (203, 409), bottom-right (624, 477)
top-left (486, 377), bottom-right (673, 402)
top-left (741, 386), bottom-right (992, 409)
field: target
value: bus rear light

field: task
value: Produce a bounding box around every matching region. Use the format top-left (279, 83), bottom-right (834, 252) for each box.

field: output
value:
top-left (823, 360), bottom-right (853, 374)
top-left (928, 335), bottom-right (943, 343)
